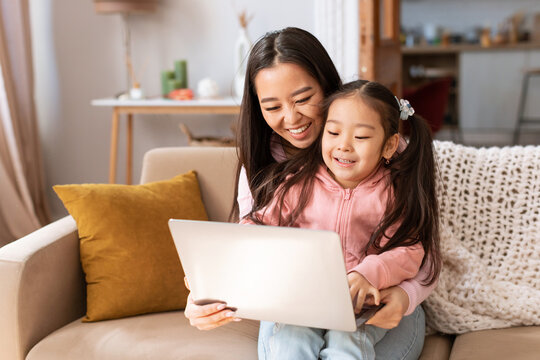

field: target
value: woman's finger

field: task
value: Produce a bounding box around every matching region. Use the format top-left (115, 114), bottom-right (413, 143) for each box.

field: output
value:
top-left (185, 300), bottom-right (227, 319)
top-left (365, 300), bottom-right (400, 328)
top-left (184, 276), bottom-right (190, 290)
top-left (190, 309), bottom-right (238, 329)
top-left (368, 287), bottom-right (381, 306)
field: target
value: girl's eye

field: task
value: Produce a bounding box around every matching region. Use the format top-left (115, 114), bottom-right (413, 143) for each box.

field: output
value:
top-left (296, 96), bottom-right (312, 104)
top-left (327, 131), bottom-right (338, 136)
top-left (355, 136), bottom-right (370, 140)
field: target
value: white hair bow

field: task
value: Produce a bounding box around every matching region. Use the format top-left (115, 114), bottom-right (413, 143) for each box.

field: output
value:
top-left (395, 96), bottom-right (415, 120)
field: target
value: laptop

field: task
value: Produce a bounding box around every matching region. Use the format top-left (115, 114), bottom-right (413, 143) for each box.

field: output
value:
top-left (168, 219), bottom-right (358, 332)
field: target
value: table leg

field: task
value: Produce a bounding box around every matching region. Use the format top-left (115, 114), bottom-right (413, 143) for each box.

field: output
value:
top-left (109, 108), bottom-right (120, 184)
top-left (126, 113), bottom-right (133, 185)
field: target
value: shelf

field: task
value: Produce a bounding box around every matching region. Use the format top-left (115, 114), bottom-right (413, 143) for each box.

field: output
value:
top-left (402, 41), bottom-right (540, 55)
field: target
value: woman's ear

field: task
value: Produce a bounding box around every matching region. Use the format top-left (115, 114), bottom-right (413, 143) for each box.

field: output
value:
top-left (382, 134), bottom-right (400, 160)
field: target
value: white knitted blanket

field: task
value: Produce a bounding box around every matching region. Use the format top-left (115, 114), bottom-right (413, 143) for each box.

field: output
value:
top-left (423, 141), bottom-right (540, 334)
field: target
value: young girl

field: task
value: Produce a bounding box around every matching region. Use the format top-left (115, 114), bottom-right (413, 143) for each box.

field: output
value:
top-left (243, 79), bottom-right (441, 359)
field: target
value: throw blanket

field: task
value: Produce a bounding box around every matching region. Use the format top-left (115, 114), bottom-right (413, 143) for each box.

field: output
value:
top-left (423, 141), bottom-right (540, 334)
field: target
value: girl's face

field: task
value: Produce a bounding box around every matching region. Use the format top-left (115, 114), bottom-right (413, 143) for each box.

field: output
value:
top-left (322, 96), bottom-right (399, 189)
top-left (254, 63), bottom-right (324, 153)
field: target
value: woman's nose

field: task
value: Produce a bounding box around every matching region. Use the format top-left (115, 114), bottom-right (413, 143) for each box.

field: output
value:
top-left (283, 104), bottom-right (301, 124)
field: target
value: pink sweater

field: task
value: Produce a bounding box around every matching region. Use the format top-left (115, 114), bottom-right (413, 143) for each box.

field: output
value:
top-left (241, 164), bottom-right (424, 291)
top-left (237, 135), bottom-right (437, 315)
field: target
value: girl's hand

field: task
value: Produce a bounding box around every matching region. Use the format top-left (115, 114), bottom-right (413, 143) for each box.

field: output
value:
top-left (347, 272), bottom-right (380, 314)
top-left (365, 286), bottom-right (409, 329)
top-left (183, 277), bottom-right (241, 330)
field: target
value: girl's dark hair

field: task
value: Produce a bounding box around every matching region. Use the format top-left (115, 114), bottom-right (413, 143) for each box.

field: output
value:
top-left (229, 27), bottom-right (342, 221)
top-left (248, 80), bottom-right (441, 285)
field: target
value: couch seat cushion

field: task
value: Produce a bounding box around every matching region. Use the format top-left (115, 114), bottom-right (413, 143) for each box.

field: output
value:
top-left (419, 334), bottom-right (454, 360)
top-left (449, 326), bottom-right (540, 360)
top-left (26, 312), bottom-right (259, 360)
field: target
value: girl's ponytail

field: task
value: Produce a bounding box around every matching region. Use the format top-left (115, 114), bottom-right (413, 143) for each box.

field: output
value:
top-left (375, 113), bottom-right (441, 285)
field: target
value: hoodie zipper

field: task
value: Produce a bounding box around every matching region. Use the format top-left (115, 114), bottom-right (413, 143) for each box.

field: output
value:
top-left (337, 188), bottom-right (353, 249)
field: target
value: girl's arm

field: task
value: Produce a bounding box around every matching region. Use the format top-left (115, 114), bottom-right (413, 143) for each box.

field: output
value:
top-left (351, 243), bottom-right (424, 290)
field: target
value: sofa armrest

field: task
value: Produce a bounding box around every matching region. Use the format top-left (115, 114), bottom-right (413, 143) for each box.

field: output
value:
top-left (0, 216), bottom-right (86, 360)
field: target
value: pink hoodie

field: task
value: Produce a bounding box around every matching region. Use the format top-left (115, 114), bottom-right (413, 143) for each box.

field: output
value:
top-left (241, 164), bottom-right (424, 291)
top-left (237, 134), bottom-right (438, 315)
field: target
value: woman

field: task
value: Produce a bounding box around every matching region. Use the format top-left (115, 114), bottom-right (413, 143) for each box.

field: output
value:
top-left (184, 27), bottom-right (436, 359)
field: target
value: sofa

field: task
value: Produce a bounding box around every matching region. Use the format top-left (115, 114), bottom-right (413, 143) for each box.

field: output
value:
top-left (1, 144), bottom-right (538, 360)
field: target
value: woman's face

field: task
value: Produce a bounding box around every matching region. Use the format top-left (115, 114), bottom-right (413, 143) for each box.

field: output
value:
top-left (254, 63), bottom-right (324, 151)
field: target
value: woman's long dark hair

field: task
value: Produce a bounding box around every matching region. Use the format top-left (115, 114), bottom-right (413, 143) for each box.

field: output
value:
top-left (229, 27), bottom-right (342, 221)
top-left (247, 80), bottom-right (441, 285)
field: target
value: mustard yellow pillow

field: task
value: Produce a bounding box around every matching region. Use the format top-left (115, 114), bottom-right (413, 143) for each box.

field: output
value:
top-left (53, 171), bottom-right (208, 322)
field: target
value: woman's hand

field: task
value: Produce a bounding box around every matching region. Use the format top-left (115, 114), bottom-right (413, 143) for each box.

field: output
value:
top-left (347, 272), bottom-right (380, 314)
top-left (183, 277), bottom-right (241, 331)
top-left (365, 285), bottom-right (409, 329)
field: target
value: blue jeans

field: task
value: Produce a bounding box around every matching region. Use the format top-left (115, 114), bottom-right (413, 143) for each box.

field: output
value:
top-left (258, 306), bottom-right (425, 360)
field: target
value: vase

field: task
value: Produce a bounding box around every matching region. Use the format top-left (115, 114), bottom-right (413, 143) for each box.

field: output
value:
top-left (233, 27), bottom-right (251, 100)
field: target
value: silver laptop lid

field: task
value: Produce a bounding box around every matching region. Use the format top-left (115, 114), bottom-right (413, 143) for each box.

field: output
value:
top-left (169, 219), bottom-right (356, 332)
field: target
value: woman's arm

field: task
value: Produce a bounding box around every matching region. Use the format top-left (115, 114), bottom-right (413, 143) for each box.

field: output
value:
top-left (365, 261), bottom-right (438, 329)
top-left (237, 166), bottom-right (254, 220)
top-left (398, 261), bottom-right (438, 315)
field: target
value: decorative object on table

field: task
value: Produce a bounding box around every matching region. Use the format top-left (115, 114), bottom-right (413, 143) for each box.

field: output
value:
top-left (174, 59), bottom-right (188, 89)
top-left (179, 123), bottom-right (235, 147)
top-left (233, 9), bottom-right (253, 100)
top-left (197, 77), bottom-right (220, 99)
top-left (169, 88), bottom-right (194, 101)
top-left (126, 56), bottom-right (147, 99)
top-left (161, 70), bottom-right (175, 97)
top-left (161, 59), bottom-right (191, 99)
top-left (93, 0), bottom-right (158, 96)
top-left (480, 27), bottom-right (492, 48)
top-left (129, 82), bottom-right (144, 100)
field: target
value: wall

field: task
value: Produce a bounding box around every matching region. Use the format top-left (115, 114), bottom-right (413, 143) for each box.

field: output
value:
top-left (30, 0), bottom-right (314, 220)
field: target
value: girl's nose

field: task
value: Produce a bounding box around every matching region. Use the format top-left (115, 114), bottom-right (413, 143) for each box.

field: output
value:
top-left (337, 140), bottom-right (353, 151)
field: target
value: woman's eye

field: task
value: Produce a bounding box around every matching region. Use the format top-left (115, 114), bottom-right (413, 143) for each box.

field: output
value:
top-left (265, 106), bottom-right (280, 111)
top-left (296, 96), bottom-right (312, 104)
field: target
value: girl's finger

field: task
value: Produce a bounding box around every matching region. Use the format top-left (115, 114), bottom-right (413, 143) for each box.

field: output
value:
top-left (355, 290), bottom-right (366, 314)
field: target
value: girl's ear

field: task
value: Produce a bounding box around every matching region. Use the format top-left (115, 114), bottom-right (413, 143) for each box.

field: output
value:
top-left (382, 134), bottom-right (400, 160)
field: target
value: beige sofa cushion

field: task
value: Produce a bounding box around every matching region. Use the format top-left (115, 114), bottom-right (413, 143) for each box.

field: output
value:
top-left (419, 334), bottom-right (454, 360)
top-left (26, 312), bottom-right (259, 360)
top-left (449, 326), bottom-right (540, 360)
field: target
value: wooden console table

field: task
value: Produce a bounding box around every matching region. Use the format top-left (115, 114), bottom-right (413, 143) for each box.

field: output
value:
top-left (91, 97), bottom-right (240, 184)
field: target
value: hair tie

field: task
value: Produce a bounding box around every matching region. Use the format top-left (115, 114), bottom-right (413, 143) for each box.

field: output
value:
top-left (395, 96), bottom-right (415, 120)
